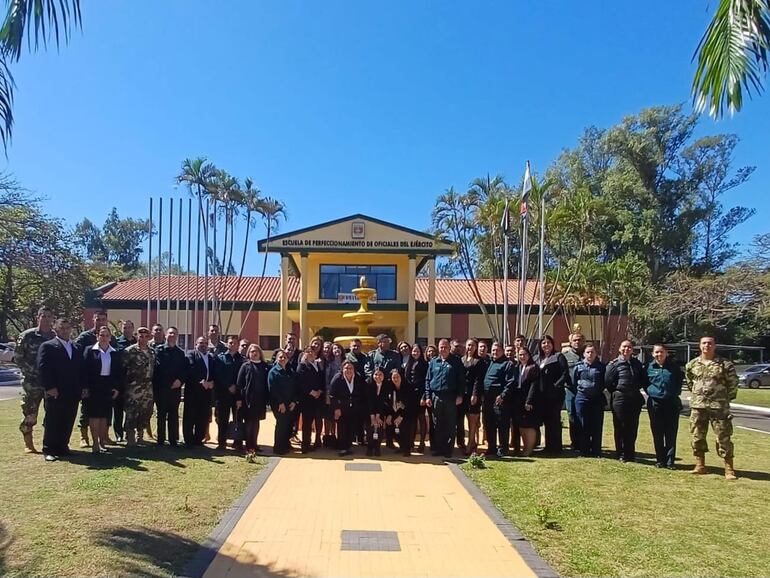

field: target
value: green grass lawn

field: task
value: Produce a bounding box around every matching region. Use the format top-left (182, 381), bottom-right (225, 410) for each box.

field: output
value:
top-left (735, 388), bottom-right (770, 408)
top-left (0, 397), bottom-right (266, 578)
top-left (463, 411), bottom-right (770, 577)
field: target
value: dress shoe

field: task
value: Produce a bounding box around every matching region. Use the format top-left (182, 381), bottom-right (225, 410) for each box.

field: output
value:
top-left (44, 454), bottom-right (58, 462)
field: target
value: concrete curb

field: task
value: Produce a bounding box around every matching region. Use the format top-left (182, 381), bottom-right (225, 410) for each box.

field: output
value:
top-left (447, 462), bottom-right (560, 578)
top-left (731, 402), bottom-right (770, 416)
top-left (180, 456), bottom-right (280, 578)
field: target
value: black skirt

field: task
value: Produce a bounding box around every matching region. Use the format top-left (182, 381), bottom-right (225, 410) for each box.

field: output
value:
top-left (84, 375), bottom-right (114, 418)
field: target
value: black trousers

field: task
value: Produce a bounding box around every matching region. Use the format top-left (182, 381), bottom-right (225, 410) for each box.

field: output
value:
top-left (367, 419), bottom-right (384, 453)
top-left (156, 388), bottom-right (181, 444)
top-left (431, 392), bottom-right (457, 456)
top-left (111, 394), bottom-right (125, 439)
top-left (273, 407), bottom-right (294, 454)
top-left (42, 394), bottom-right (79, 456)
top-left (455, 401), bottom-right (467, 448)
top-left (541, 394), bottom-right (564, 453)
top-left (336, 405), bottom-right (362, 451)
top-left (482, 389), bottom-right (510, 453)
top-left (647, 397), bottom-right (681, 466)
top-left (611, 391), bottom-right (643, 460)
top-left (399, 411), bottom-right (417, 453)
top-left (183, 393), bottom-right (210, 446)
top-left (215, 395), bottom-right (239, 447)
top-left (301, 402), bottom-right (322, 449)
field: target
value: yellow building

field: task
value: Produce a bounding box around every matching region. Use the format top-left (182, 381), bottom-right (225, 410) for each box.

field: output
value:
top-left (97, 214), bottom-right (626, 351)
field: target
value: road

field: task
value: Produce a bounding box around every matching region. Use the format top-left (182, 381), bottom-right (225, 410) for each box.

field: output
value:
top-left (681, 398), bottom-right (770, 435)
top-left (0, 385), bottom-right (22, 401)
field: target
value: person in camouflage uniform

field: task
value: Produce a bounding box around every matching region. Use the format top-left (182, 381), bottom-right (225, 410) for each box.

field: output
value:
top-left (685, 335), bottom-right (739, 480)
top-left (122, 327), bottom-right (155, 446)
top-left (17, 306), bottom-right (56, 453)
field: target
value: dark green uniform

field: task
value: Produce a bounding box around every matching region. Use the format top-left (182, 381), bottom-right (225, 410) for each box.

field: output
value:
top-left (17, 326), bottom-right (55, 434)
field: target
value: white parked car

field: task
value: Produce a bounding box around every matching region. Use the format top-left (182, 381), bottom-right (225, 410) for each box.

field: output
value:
top-left (0, 343), bottom-right (14, 363)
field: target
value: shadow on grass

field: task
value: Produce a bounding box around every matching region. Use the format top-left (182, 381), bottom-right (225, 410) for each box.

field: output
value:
top-left (97, 525), bottom-right (303, 578)
top-left (61, 444), bottom-right (227, 471)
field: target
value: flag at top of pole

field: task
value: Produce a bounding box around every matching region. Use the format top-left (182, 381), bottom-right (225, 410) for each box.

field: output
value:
top-left (520, 160), bottom-right (532, 218)
top-left (500, 198), bottom-right (510, 235)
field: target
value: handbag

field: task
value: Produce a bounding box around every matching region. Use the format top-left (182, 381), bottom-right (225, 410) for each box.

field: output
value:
top-left (226, 407), bottom-right (244, 442)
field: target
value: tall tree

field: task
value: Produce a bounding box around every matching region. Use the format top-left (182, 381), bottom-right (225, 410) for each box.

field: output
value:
top-left (0, 0), bottom-right (82, 148)
top-left (74, 208), bottom-right (150, 273)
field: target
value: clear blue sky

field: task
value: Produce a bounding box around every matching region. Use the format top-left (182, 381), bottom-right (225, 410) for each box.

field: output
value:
top-left (4, 1), bottom-right (769, 276)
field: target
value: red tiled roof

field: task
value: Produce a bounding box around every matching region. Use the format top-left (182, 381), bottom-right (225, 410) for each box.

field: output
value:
top-left (100, 276), bottom-right (544, 306)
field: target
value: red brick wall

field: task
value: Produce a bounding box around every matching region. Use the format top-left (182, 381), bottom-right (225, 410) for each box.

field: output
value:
top-left (241, 311), bottom-right (260, 342)
top-left (451, 313), bottom-right (469, 342)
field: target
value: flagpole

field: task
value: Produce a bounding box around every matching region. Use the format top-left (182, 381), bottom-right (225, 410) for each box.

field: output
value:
top-left (538, 192), bottom-right (546, 337)
top-left (502, 199), bottom-right (509, 345)
top-left (517, 161), bottom-right (532, 339)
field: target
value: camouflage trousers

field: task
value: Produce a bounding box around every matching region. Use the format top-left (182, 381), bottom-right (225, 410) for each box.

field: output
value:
top-left (19, 379), bottom-right (44, 435)
top-left (690, 407), bottom-right (734, 459)
top-left (124, 396), bottom-right (154, 430)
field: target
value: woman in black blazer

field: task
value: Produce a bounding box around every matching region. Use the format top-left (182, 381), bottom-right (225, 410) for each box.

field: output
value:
top-left (329, 360), bottom-right (366, 456)
top-left (406, 344), bottom-right (429, 453)
top-left (83, 326), bottom-right (123, 454)
top-left (365, 367), bottom-right (392, 457)
top-left (296, 348), bottom-right (324, 453)
top-left (535, 335), bottom-right (571, 454)
top-left (513, 347), bottom-right (541, 457)
top-left (237, 344), bottom-right (270, 453)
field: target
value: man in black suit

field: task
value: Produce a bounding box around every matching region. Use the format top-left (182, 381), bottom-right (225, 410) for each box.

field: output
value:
top-left (37, 318), bottom-right (82, 462)
top-left (153, 327), bottom-right (187, 446)
top-left (213, 336), bottom-right (244, 450)
top-left (185, 336), bottom-right (216, 446)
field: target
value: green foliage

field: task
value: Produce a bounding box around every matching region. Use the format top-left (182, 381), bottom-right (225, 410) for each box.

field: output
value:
top-left (74, 208), bottom-right (150, 273)
top-left (693, 0), bottom-right (770, 118)
top-left (468, 453), bottom-right (487, 469)
top-left (0, 0), bottom-right (81, 148)
top-left (0, 188), bottom-right (93, 339)
top-left (434, 104), bottom-right (760, 349)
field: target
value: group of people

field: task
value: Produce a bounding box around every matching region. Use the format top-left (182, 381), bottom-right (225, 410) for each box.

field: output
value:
top-left (16, 307), bottom-right (739, 479)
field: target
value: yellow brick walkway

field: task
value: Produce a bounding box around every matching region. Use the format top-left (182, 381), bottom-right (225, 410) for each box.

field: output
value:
top-left (202, 439), bottom-right (539, 577)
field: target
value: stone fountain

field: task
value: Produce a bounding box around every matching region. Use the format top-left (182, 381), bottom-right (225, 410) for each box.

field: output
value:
top-left (333, 276), bottom-right (379, 352)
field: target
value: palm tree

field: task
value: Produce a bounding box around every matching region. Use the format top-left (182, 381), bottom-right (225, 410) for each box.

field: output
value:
top-left (693, 0), bottom-right (770, 118)
top-left (177, 157), bottom-right (216, 331)
top-left (225, 177), bottom-right (259, 334)
top-left (0, 0), bottom-right (81, 148)
top-left (207, 168), bottom-right (241, 328)
top-left (239, 196), bottom-right (286, 335)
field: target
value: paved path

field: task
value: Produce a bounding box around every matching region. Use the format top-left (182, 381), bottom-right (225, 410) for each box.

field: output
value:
top-left (0, 385), bottom-right (21, 401)
top-left (202, 448), bottom-right (539, 578)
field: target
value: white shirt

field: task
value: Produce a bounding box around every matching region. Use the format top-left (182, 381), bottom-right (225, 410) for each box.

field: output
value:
top-left (345, 376), bottom-right (355, 394)
top-left (57, 337), bottom-right (73, 359)
top-left (200, 351), bottom-right (210, 379)
top-left (93, 343), bottom-right (116, 376)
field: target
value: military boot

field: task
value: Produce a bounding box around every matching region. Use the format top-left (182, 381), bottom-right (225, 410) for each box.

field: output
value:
top-left (724, 458), bottom-right (738, 481)
top-left (690, 454), bottom-right (706, 475)
top-left (23, 432), bottom-right (37, 454)
top-left (79, 426), bottom-right (91, 448)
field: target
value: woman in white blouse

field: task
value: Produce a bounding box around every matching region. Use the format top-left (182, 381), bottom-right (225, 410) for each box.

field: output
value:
top-left (83, 326), bottom-right (123, 453)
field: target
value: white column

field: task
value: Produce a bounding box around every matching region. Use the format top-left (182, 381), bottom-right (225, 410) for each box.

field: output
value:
top-left (428, 257), bottom-right (436, 346)
top-left (407, 255), bottom-right (416, 343)
top-left (299, 253), bottom-right (309, 348)
top-left (280, 254), bottom-right (289, 342)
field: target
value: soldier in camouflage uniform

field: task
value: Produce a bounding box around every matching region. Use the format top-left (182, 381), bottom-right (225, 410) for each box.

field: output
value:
top-left (122, 327), bottom-right (155, 446)
top-left (17, 306), bottom-right (56, 453)
top-left (685, 336), bottom-right (739, 480)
